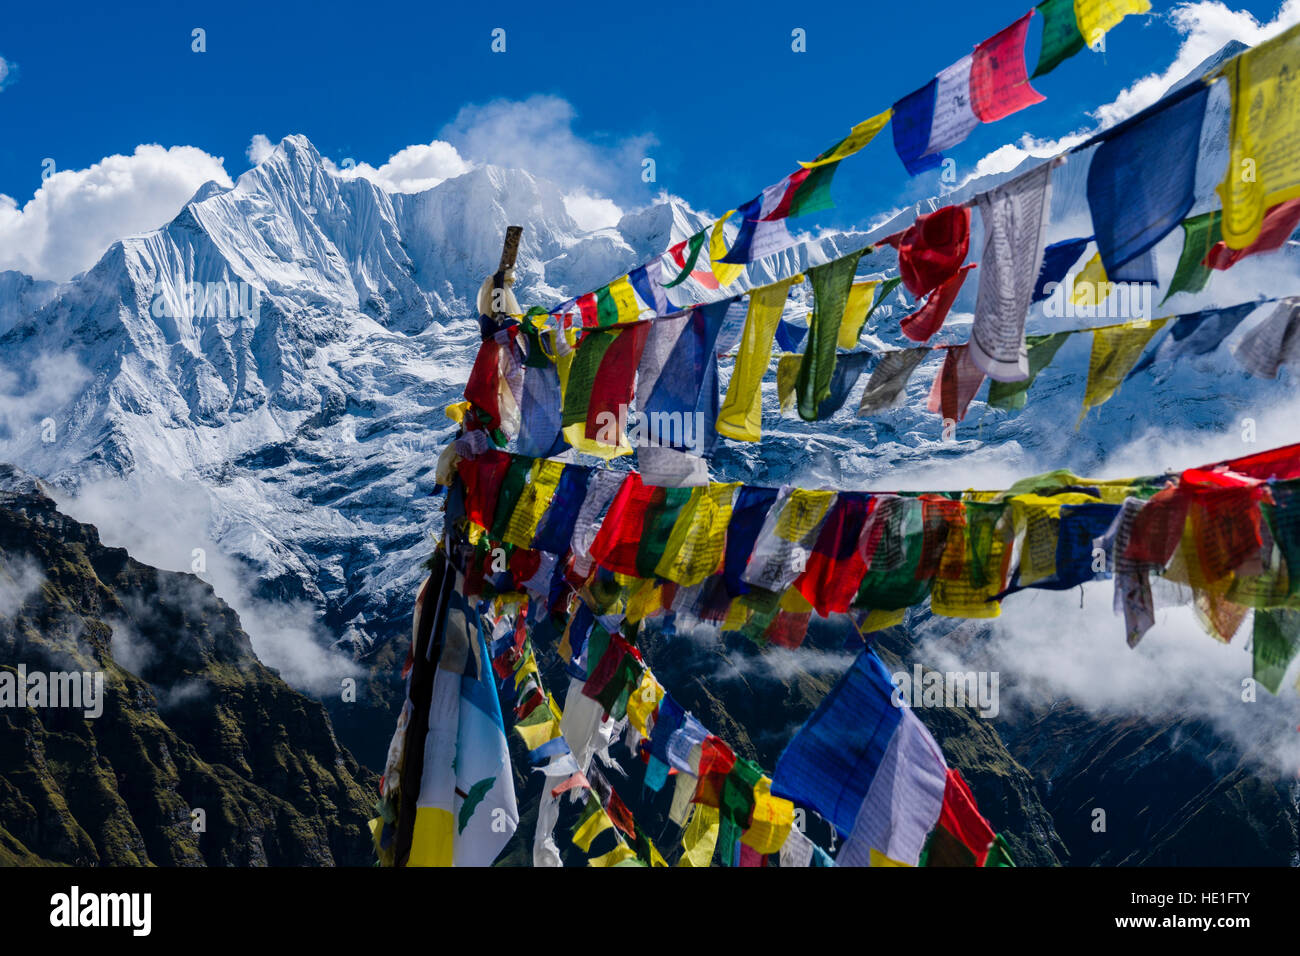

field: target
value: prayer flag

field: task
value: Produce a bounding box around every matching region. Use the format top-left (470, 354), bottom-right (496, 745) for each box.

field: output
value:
top-left (1217, 23), bottom-right (1300, 249)
top-left (1204, 198), bottom-right (1300, 270)
top-left (900, 263), bottom-right (977, 342)
top-left (882, 205), bottom-right (972, 299)
top-left (1234, 298), bottom-right (1300, 378)
top-left (796, 250), bottom-right (866, 420)
top-left (1032, 236), bottom-right (1091, 303)
top-left (927, 344), bottom-right (986, 423)
top-left (969, 12), bottom-right (1045, 122)
top-left (1079, 318), bottom-right (1169, 422)
top-left (1161, 211), bottom-right (1222, 303)
top-left (987, 331), bottom-right (1070, 411)
top-left (858, 348), bottom-right (931, 415)
top-left (717, 275), bottom-right (803, 441)
top-left (971, 162), bottom-right (1054, 381)
top-left (1087, 82), bottom-right (1210, 281)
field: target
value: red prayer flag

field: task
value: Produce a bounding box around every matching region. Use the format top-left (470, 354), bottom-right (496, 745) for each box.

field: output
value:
top-left (1204, 198), bottom-right (1300, 271)
top-left (970, 12), bottom-right (1045, 123)
top-left (901, 263), bottom-right (978, 342)
top-left (692, 736), bottom-right (737, 808)
top-left (464, 337), bottom-right (503, 430)
top-left (585, 323), bottom-right (650, 442)
top-left (605, 789), bottom-right (637, 839)
top-left (794, 495), bottom-right (875, 615)
top-left (1219, 442), bottom-right (1300, 481)
top-left (456, 450), bottom-right (512, 529)
top-left (927, 344), bottom-right (985, 422)
top-left (1125, 482), bottom-right (1190, 567)
top-left (588, 474), bottom-right (658, 576)
top-left (937, 768), bottom-right (995, 866)
top-left (578, 293), bottom-right (600, 327)
top-left (881, 205), bottom-right (971, 299)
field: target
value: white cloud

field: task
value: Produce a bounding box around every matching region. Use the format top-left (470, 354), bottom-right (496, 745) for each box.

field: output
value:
top-left (0, 144), bottom-right (233, 281)
top-left (327, 139), bottom-right (471, 193)
top-left (246, 133), bottom-right (275, 166)
top-left (0, 55), bottom-right (16, 91)
top-left (562, 192), bottom-right (624, 232)
top-left (438, 94), bottom-right (656, 200)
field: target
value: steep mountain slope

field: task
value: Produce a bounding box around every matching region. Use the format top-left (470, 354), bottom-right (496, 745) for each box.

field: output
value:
top-left (0, 466), bottom-right (372, 865)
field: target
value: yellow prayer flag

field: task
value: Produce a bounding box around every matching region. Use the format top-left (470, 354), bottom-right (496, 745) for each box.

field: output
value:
top-left (624, 577), bottom-right (663, 625)
top-left (588, 844), bottom-right (639, 867)
top-left (709, 211), bottom-right (747, 288)
top-left (741, 778), bottom-right (794, 854)
top-left (514, 716), bottom-right (561, 752)
top-left (801, 109), bottom-right (893, 168)
top-left (717, 274), bottom-right (803, 441)
top-left (572, 802), bottom-right (614, 853)
top-left (776, 489), bottom-right (836, 541)
top-left (608, 275), bottom-right (642, 322)
top-left (626, 669), bottom-right (664, 737)
top-left (776, 352), bottom-right (802, 415)
top-left (779, 586), bottom-right (813, 614)
top-left (1074, 0), bottom-right (1151, 48)
top-left (869, 847), bottom-right (913, 867)
top-left (1008, 492), bottom-right (1100, 585)
top-left (444, 400), bottom-right (471, 423)
top-left (1070, 252), bottom-right (1113, 306)
top-left (1079, 318), bottom-right (1169, 422)
top-left (406, 806), bottom-right (455, 867)
top-left (655, 483), bottom-right (740, 586)
top-left (678, 803), bottom-right (721, 867)
top-left (503, 461), bottom-right (564, 549)
top-left (837, 280), bottom-right (881, 349)
top-left (1216, 23), bottom-right (1300, 249)
top-left (861, 607), bottom-right (907, 633)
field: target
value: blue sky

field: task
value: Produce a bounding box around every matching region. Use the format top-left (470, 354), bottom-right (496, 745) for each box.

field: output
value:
top-left (0, 0), bottom-right (1295, 279)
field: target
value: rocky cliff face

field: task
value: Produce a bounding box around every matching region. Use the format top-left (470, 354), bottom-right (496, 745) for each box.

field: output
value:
top-left (0, 466), bottom-right (372, 865)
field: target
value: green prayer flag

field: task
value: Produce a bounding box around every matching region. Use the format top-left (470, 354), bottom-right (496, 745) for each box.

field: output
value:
top-left (1160, 211), bottom-right (1222, 304)
top-left (560, 329), bottom-right (616, 428)
top-left (1033, 0), bottom-right (1086, 78)
top-left (786, 161), bottom-right (840, 219)
top-left (636, 487), bottom-right (694, 577)
top-left (1253, 608), bottom-right (1300, 694)
top-left (987, 331), bottom-right (1071, 411)
top-left (864, 275), bottom-right (902, 327)
top-left (596, 285), bottom-right (620, 327)
top-left (983, 833), bottom-right (1017, 867)
top-left (490, 458), bottom-right (533, 540)
top-left (662, 231), bottom-right (708, 288)
top-left (796, 250), bottom-right (865, 420)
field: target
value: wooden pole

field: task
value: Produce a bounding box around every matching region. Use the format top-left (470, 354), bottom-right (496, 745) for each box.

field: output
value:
top-left (492, 225), bottom-right (524, 321)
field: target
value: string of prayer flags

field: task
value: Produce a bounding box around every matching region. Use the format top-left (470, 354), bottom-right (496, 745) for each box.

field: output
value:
top-left (796, 250), bottom-right (866, 420)
top-left (1217, 23), bottom-right (1300, 250)
top-left (970, 162), bottom-right (1054, 381)
top-left (717, 274), bottom-right (804, 442)
top-left (1126, 302), bottom-right (1260, 380)
top-left (858, 347), bottom-right (931, 415)
top-left (900, 263), bottom-right (978, 342)
top-left (927, 344), bottom-right (986, 422)
top-left (1033, 0), bottom-right (1151, 78)
top-left (891, 13), bottom-right (1043, 175)
top-left (1234, 298), bottom-right (1300, 378)
top-left (1086, 81), bottom-right (1211, 282)
top-left (1204, 198), bottom-right (1300, 271)
top-left (1032, 236), bottom-right (1092, 303)
top-left (987, 331), bottom-right (1070, 411)
top-left (882, 205), bottom-right (972, 299)
top-left (1161, 211), bottom-right (1223, 303)
top-left (1079, 318), bottom-right (1169, 423)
